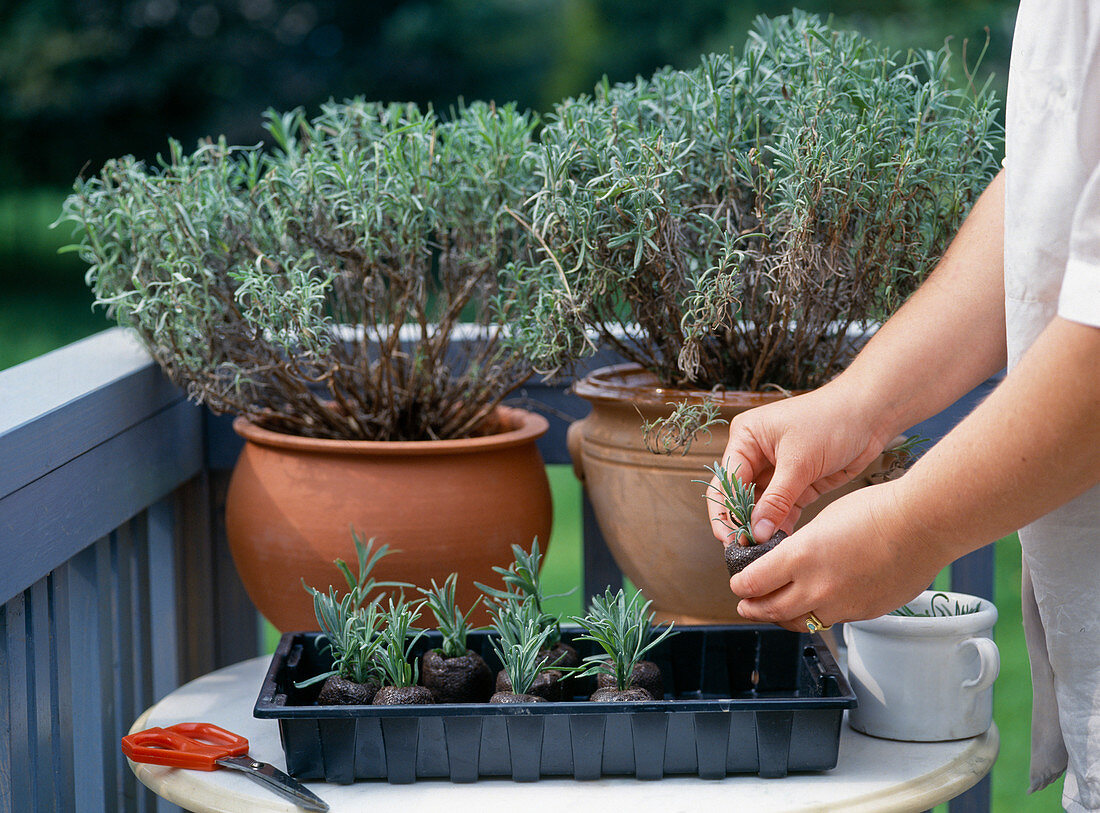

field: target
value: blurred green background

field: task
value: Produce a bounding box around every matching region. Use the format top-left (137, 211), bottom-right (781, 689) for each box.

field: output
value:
top-left (1, 1), bottom-right (1061, 809)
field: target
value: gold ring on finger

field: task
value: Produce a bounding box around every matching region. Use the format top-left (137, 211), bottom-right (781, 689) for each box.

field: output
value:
top-left (805, 612), bottom-right (832, 633)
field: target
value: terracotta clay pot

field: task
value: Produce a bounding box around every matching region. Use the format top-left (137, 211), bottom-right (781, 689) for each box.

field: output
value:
top-left (225, 406), bottom-right (552, 632)
top-left (568, 364), bottom-right (897, 624)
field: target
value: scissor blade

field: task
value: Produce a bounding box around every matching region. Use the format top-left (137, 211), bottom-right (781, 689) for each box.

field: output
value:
top-left (216, 755), bottom-right (330, 811)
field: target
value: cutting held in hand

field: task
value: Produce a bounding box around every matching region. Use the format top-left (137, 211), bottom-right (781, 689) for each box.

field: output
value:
top-left (724, 528), bottom-right (789, 576)
top-left (697, 461), bottom-right (788, 576)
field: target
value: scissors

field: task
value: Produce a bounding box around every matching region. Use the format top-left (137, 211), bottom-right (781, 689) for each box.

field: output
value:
top-left (122, 722), bottom-right (329, 811)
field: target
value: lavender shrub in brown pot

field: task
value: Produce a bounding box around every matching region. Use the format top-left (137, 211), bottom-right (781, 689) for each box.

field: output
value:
top-left (500, 12), bottom-right (1002, 622)
top-left (60, 100), bottom-right (553, 631)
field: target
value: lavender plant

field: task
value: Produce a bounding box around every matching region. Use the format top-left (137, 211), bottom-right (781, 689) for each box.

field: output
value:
top-left (298, 531), bottom-right (403, 687)
top-left (698, 462), bottom-right (758, 545)
top-left (329, 530), bottom-right (406, 608)
top-left (374, 597), bottom-right (427, 688)
top-left (889, 592), bottom-right (983, 617)
top-left (501, 11), bottom-right (1001, 402)
top-left (418, 572), bottom-right (481, 658)
top-left (489, 618), bottom-right (555, 698)
top-left (569, 589), bottom-right (676, 693)
top-left (59, 100), bottom-right (539, 441)
top-left (475, 540), bottom-right (569, 649)
top-left (487, 591), bottom-right (540, 645)
top-left (700, 461), bottom-right (792, 575)
top-left (295, 603), bottom-right (385, 689)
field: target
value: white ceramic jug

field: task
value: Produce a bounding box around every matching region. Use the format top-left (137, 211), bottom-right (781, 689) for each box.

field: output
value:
top-left (844, 590), bottom-right (999, 741)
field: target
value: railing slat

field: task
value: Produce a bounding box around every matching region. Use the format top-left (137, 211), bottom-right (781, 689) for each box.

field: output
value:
top-left (45, 576), bottom-right (68, 809)
top-left (30, 579), bottom-right (57, 811)
top-left (145, 499), bottom-right (186, 813)
top-left (208, 470), bottom-right (260, 668)
top-left (113, 525), bottom-right (140, 810)
top-left (172, 473), bottom-right (259, 684)
top-left (951, 546), bottom-right (995, 602)
top-left (173, 475), bottom-right (219, 682)
top-left (50, 562), bottom-right (77, 813)
top-left (0, 603), bottom-right (13, 811)
top-left (132, 514), bottom-right (154, 720)
top-left (4, 592), bottom-right (33, 810)
top-left (66, 543), bottom-right (107, 811)
top-left (146, 499), bottom-right (179, 703)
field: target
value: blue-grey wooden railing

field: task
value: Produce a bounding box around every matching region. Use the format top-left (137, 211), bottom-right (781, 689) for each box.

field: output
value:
top-left (0, 327), bottom-right (997, 813)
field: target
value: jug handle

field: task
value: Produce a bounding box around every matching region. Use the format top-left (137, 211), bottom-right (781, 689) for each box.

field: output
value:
top-left (959, 637), bottom-right (1000, 691)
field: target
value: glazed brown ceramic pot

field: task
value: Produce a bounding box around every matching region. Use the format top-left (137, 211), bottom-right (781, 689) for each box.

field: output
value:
top-left (568, 364), bottom-right (897, 624)
top-left (225, 406), bottom-right (552, 632)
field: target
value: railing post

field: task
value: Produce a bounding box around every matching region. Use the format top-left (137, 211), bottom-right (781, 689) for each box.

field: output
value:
top-left (582, 491), bottom-right (622, 600)
top-left (951, 546), bottom-right (996, 603)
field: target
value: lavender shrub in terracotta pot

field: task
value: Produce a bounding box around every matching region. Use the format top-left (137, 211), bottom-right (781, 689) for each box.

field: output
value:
top-left (501, 12), bottom-right (1002, 622)
top-left (59, 100), bottom-right (553, 631)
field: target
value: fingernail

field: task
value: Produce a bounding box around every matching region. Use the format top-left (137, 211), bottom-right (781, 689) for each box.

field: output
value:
top-left (754, 519), bottom-right (775, 540)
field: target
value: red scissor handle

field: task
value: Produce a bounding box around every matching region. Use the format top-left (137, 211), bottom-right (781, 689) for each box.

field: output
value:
top-left (121, 722), bottom-right (250, 770)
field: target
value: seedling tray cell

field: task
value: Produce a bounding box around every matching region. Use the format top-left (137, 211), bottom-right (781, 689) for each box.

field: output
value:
top-left (254, 625), bottom-right (856, 783)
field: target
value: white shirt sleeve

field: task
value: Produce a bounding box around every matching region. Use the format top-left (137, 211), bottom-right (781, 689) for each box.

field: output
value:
top-left (1060, 54), bottom-right (1100, 328)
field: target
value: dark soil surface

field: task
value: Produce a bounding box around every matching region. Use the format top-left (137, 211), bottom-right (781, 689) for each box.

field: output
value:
top-left (420, 649), bottom-right (494, 703)
top-left (540, 641), bottom-right (580, 669)
top-left (372, 685), bottom-right (435, 705)
top-left (589, 686), bottom-right (654, 702)
top-left (316, 674), bottom-right (380, 706)
top-left (725, 529), bottom-right (788, 576)
top-left (489, 691), bottom-right (549, 704)
top-left (595, 660), bottom-right (664, 699)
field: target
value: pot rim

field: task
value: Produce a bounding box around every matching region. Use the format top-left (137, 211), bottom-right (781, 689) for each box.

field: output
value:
top-left (572, 363), bottom-right (803, 408)
top-left (847, 590), bottom-right (998, 637)
top-left (232, 404), bottom-right (548, 456)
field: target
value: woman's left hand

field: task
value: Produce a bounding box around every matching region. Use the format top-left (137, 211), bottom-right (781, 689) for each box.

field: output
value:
top-left (728, 480), bottom-right (951, 631)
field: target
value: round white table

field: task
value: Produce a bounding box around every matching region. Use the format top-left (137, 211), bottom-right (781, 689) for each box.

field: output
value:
top-left (127, 657), bottom-right (998, 813)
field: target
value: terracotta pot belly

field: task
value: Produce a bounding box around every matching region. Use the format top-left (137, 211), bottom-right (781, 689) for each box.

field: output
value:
top-left (225, 406), bottom-right (553, 631)
top-left (572, 364), bottom-right (893, 623)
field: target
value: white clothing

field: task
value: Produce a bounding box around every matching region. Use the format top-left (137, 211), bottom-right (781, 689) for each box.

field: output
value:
top-left (1005, 1), bottom-right (1100, 809)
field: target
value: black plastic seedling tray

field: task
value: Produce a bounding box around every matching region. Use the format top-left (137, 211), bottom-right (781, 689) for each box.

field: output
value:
top-left (255, 625), bottom-right (855, 784)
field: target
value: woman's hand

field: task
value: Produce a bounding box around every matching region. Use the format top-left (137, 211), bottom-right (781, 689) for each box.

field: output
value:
top-left (707, 385), bottom-right (895, 545)
top-left (727, 480), bottom-right (949, 630)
